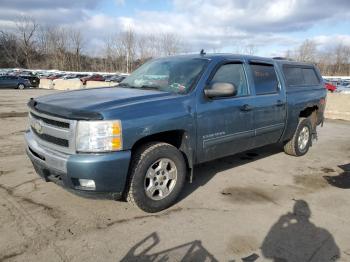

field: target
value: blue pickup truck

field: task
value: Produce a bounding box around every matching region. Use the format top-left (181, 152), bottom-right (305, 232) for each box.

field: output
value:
top-left (25, 54), bottom-right (326, 212)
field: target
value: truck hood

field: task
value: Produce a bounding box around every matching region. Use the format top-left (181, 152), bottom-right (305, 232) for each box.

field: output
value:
top-left (29, 87), bottom-right (175, 120)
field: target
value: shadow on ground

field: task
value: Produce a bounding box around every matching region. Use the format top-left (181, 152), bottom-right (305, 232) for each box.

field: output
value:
top-left (261, 199), bottom-right (340, 262)
top-left (324, 163), bottom-right (350, 189)
top-left (179, 144), bottom-right (282, 202)
top-left (120, 232), bottom-right (218, 261)
top-left (121, 199), bottom-right (340, 261)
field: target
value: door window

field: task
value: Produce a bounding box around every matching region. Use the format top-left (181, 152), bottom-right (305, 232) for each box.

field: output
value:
top-left (211, 63), bottom-right (249, 96)
top-left (250, 63), bottom-right (279, 95)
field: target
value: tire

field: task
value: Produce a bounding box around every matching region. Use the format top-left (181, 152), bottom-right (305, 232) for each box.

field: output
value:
top-left (284, 117), bottom-right (312, 156)
top-left (126, 142), bottom-right (186, 213)
top-left (18, 84), bottom-right (25, 90)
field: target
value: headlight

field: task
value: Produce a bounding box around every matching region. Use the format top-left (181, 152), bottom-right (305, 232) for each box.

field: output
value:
top-left (76, 120), bottom-right (122, 152)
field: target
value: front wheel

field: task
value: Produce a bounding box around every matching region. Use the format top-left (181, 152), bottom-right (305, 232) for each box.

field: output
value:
top-left (126, 142), bottom-right (186, 213)
top-left (284, 118), bottom-right (312, 156)
top-left (17, 83), bottom-right (25, 89)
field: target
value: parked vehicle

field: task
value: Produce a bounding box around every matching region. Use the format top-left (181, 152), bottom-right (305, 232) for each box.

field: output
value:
top-left (324, 81), bottom-right (337, 92)
top-left (335, 85), bottom-right (350, 94)
top-left (62, 74), bottom-right (89, 80)
top-left (19, 74), bottom-right (40, 88)
top-left (80, 74), bottom-right (104, 85)
top-left (47, 74), bottom-right (65, 80)
top-left (0, 75), bottom-right (32, 89)
top-left (104, 74), bottom-right (119, 81)
top-left (105, 75), bottom-right (126, 83)
top-left (25, 54), bottom-right (326, 212)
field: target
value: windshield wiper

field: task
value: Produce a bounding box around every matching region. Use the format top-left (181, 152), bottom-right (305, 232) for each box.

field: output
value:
top-left (118, 83), bottom-right (161, 91)
top-left (139, 85), bottom-right (161, 91)
top-left (118, 83), bottom-right (134, 88)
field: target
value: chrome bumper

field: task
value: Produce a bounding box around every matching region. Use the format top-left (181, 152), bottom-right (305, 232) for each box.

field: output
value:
top-left (25, 130), bottom-right (69, 173)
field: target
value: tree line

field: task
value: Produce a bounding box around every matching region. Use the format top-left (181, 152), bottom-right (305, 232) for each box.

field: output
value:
top-left (285, 39), bottom-right (350, 76)
top-left (0, 16), bottom-right (185, 73)
top-left (1, 16), bottom-right (349, 76)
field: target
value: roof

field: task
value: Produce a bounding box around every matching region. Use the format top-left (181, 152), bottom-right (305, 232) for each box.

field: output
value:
top-left (155, 53), bottom-right (317, 68)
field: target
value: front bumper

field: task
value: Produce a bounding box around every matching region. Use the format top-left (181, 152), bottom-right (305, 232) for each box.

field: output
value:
top-left (24, 131), bottom-right (131, 199)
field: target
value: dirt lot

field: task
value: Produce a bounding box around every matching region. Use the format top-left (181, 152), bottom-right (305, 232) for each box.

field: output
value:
top-left (0, 89), bottom-right (350, 261)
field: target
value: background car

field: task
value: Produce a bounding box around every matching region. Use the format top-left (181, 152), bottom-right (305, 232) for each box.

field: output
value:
top-left (324, 81), bottom-right (337, 92)
top-left (104, 75), bottom-right (126, 83)
top-left (47, 74), bottom-right (65, 80)
top-left (335, 85), bottom-right (350, 94)
top-left (0, 75), bottom-right (32, 89)
top-left (19, 74), bottom-right (40, 88)
top-left (80, 74), bottom-right (104, 85)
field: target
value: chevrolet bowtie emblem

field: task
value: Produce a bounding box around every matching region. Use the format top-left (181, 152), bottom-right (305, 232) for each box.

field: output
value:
top-left (33, 121), bottom-right (43, 134)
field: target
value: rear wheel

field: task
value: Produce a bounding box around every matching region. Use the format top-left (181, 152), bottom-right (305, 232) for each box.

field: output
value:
top-left (127, 142), bottom-right (186, 213)
top-left (17, 83), bottom-right (25, 90)
top-left (284, 118), bottom-right (312, 156)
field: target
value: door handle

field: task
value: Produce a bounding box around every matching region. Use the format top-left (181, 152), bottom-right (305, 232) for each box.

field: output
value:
top-left (240, 104), bottom-right (253, 111)
top-left (276, 100), bottom-right (285, 107)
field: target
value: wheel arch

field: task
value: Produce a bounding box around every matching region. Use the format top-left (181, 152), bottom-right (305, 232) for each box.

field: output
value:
top-left (123, 130), bottom-right (194, 199)
top-left (130, 129), bottom-right (194, 171)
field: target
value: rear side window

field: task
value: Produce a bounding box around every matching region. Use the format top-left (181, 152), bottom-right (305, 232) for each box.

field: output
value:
top-left (302, 68), bottom-right (320, 85)
top-left (250, 64), bottom-right (279, 95)
top-left (283, 66), bottom-right (320, 86)
top-left (283, 67), bottom-right (303, 86)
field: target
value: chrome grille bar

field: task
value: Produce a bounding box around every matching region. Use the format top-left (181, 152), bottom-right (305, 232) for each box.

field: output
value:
top-left (28, 109), bottom-right (77, 154)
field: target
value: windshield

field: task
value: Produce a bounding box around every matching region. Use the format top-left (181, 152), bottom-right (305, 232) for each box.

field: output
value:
top-left (120, 57), bottom-right (209, 94)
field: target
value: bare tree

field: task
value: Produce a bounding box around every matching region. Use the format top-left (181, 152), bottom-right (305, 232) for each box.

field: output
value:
top-left (137, 34), bottom-right (158, 62)
top-left (0, 30), bottom-right (22, 67)
top-left (160, 33), bottom-right (182, 56)
top-left (296, 39), bottom-right (317, 63)
top-left (15, 15), bottom-right (38, 68)
top-left (120, 28), bottom-right (136, 73)
top-left (333, 44), bottom-right (350, 75)
top-left (67, 29), bottom-right (85, 71)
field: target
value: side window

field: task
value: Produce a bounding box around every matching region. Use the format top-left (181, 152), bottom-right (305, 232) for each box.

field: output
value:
top-left (302, 68), bottom-right (320, 85)
top-left (211, 63), bottom-right (249, 96)
top-left (283, 67), bottom-right (303, 86)
top-left (283, 66), bottom-right (320, 87)
top-left (250, 63), bottom-right (279, 95)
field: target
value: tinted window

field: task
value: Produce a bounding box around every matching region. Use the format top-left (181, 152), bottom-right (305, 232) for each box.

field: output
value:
top-left (283, 66), bottom-right (320, 86)
top-left (250, 64), bottom-right (279, 95)
top-left (283, 67), bottom-right (303, 86)
top-left (302, 68), bottom-right (320, 85)
top-left (211, 63), bottom-right (249, 96)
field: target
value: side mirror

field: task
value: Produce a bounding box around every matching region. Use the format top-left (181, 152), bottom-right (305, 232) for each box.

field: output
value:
top-left (204, 82), bottom-right (237, 98)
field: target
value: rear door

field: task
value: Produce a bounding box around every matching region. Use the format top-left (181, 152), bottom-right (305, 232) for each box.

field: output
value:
top-left (196, 61), bottom-right (255, 162)
top-left (1, 76), bottom-right (12, 88)
top-left (247, 61), bottom-right (286, 147)
top-left (8, 76), bottom-right (19, 88)
top-left (0, 76), bottom-right (5, 87)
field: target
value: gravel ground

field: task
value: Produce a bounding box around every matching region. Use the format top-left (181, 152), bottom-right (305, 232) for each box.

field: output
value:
top-left (0, 89), bottom-right (349, 261)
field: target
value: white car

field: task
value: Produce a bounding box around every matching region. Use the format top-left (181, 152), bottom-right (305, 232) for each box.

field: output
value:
top-left (336, 85), bottom-right (350, 94)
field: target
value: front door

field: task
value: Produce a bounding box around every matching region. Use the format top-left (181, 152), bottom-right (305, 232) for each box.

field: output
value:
top-left (196, 61), bottom-right (255, 163)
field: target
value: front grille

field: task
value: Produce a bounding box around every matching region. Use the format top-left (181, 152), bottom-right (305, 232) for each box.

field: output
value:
top-left (29, 109), bottom-right (76, 153)
top-left (32, 127), bottom-right (69, 147)
top-left (30, 112), bottom-right (70, 129)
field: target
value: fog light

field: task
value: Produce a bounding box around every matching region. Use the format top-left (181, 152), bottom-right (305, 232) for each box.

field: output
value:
top-left (78, 179), bottom-right (96, 189)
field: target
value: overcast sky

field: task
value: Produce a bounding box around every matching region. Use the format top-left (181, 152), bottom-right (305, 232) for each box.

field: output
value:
top-left (1, 0), bottom-right (350, 56)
